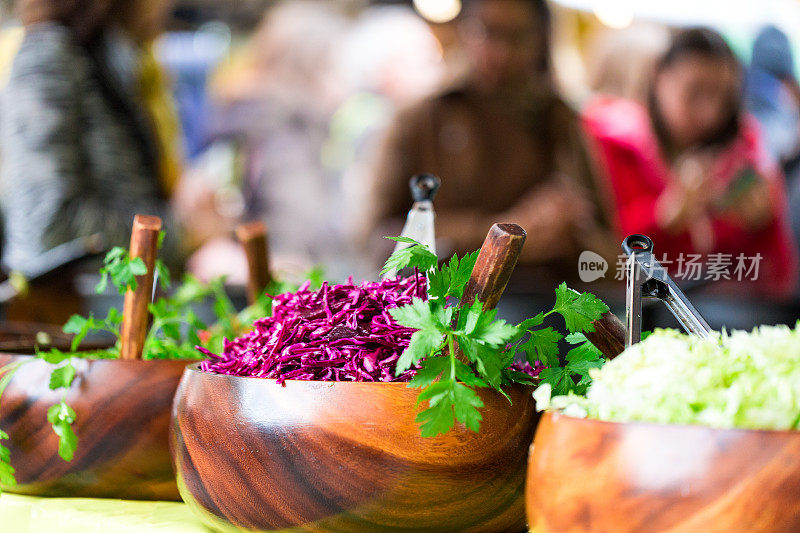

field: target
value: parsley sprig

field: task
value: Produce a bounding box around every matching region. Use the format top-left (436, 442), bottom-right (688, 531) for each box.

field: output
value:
top-left (508, 284), bottom-right (609, 396)
top-left (382, 238), bottom-right (611, 437)
top-left (0, 232), bottom-right (319, 491)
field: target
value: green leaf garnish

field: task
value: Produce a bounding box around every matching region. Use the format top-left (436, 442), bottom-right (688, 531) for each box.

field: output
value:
top-left (380, 237), bottom-right (438, 276)
top-left (48, 362), bottom-right (76, 390)
top-left (47, 401), bottom-right (77, 461)
top-left (0, 230), bottom-right (322, 493)
top-left (551, 282), bottom-right (609, 333)
top-left (383, 238), bottom-right (613, 437)
top-left (95, 247), bottom-right (147, 294)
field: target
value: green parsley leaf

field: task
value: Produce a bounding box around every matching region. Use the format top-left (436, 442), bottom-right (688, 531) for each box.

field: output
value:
top-left (472, 345), bottom-right (505, 388)
top-left (47, 401), bottom-right (78, 461)
top-left (380, 237), bottom-right (438, 276)
top-left (459, 304), bottom-right (518, 346)
top-left (63, 314), bottom-right (90, 352)
top-left (397, 329), bottom-right (443, 374)
top-left (155, 258), bottom-right (171, 290)
top-left (128, 257), bottom-right (147, 276)
top-left (518, 327), bottom-right (562, 368)
top-left (518, 313), bottom-right (545, 331)
top-left (426, 266), bottom-right (450, 300)
top-left (415, 381), bottom-right (455, 437)
top-left (379, 237), bottom-right (613, 438)
top-left (539, 366), bottom-right (571, 396)
top-left (48, 362), bottom-right (76, 390)
top-left (565, 332), bottom-right (588, 344)
top-left (95, 247), bottom-right (147, 294)
top-left (447, 251), bottom-right (479, 299)
top-left (0, 431), bottom-right (15, 491)
top-left (408, 356), bottom-right (450, 389)
top-left (94, 273), bottom-right (108, 295)
top-left (389, 297), bottom-right (440, 330)
top-left (452, 382), bottom-right (484, 432)
top-left (551, 282), bottom-right (609, 333)
top-left (565, 342), bottom-right (603, 384)
top-left (453, 358), bottom-right (488, 387)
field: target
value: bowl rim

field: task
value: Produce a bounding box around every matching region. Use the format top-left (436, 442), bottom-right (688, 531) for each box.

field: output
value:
top-left (542, 410), bottom-right (800, 438)
top-left (0, 353), bottom-right (196, 365)
top-left (183, 362), bottom-right (427, 388)
top-left (184, 363), bottom-right (539, 391)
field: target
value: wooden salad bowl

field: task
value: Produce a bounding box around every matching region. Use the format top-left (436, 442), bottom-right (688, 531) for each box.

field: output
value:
top-left (170, 364), bottom-right (538, 532)
top-left (0, 353), bottom-right (187, 500)
top-left (527, 411), bottom-right (800, 532)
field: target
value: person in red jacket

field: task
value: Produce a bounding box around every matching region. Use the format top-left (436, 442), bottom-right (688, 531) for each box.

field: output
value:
top-left (583, 28), bottom-right (797, 298)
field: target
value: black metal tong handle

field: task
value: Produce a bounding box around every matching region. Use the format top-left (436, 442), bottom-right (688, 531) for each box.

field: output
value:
top-left (623, 234), bottom-right (712, 346)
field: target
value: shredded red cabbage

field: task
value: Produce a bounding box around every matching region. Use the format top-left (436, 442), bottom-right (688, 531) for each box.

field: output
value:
top-left (198, 274), bottom-right (544, 384)
top-left (199, 275), bottom-right (428, 383)
top-left (509, 360), bottom-right (545, 377)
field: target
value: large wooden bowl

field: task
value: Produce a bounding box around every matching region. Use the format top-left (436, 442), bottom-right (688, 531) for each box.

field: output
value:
top-left (527, 411), bottom-right (800, 532)
top-left (170, 364), bottom-right (538, 532)
top-left (0, 353), bottom-right (187, 500)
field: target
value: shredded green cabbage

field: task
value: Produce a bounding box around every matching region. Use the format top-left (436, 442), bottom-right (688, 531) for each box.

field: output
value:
top-left (534, 324), bottom-right (800, 431)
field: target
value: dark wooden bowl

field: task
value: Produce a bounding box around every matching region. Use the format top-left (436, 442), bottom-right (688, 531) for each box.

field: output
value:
top-left (527, 411), bottom-right (800, 532)
top-left (170, 364), bottom-right (538, 532)
top-left (0, 353), bottom-right (187, 500)
top-left (0, 321), bottom-right (113, 353)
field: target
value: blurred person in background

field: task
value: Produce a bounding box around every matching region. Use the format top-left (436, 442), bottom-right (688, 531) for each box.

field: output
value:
top-left (368, 0), bottom-right (614, 292)
top-left (0, 0), bottom-right (183, 322)
top-left (745, 25), bottom-right (800, 270)
top-left (746, 26), bottom-right (800, 183)
top-left (587, 23), bottom-right (669, 103)
top-left (186, 1), bottom-right (348, 282)
top-left (583, 28), bottom-right (797, 298)
top-left (330, 5), bottom-right (444, 278)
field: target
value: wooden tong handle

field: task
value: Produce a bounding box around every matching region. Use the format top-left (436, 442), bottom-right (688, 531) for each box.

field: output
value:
top-left (235, 221), bottom-right (272, 305)
top-left (456, 223), bottom-right (526, 362)
top-left (120, 215), bottom-right (161, 360)
top-left (585, 311), bottom-right (626, 360)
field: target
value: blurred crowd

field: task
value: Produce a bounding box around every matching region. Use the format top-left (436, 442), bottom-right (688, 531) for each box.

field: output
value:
top-left (0, 0), bottom-right (799, 327)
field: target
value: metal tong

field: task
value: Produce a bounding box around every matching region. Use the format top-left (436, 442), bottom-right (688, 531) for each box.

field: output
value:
top-left (382, 174), bottom-right (441, 279)
top-left (623, 234), bottom-right (711, 346)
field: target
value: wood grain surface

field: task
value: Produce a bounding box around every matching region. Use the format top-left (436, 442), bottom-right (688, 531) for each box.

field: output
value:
top-left (527, 412), bottom-right (800, 532)
top-left (0, 354), bottom-right (186, 500)
top-left (454, 223), bottom-right (526, 363)
top-left (235, 221), bottom-right (272, 305)
top-left (460, 223), bottom-right (526, 312)
top-left (120, 214), bottom-right (161, 360)
top-left (584, 311), bottom-right (626, 359)
top-left (171, 365), bottom-right (538, 532)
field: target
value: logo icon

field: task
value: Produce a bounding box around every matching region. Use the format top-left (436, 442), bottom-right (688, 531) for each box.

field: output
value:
top-left (578, 251), bottom-right (608, 282)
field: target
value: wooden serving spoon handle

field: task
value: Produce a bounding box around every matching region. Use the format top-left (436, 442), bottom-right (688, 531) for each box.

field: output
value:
top-left (458, 223), bottom-right (626, 361)
top-left (460, 223), bottom-right (527, 311)
top-left (120, 215), bottom-right (161, 360)
top-left (235, 221), bottom-right (272, 305)
top-left (585, 311), bottom-right (626, 360)
top-left (455, 223), bottom-right (526, 362)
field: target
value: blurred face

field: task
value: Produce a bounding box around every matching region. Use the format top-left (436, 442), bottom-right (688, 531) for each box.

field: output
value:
top-left (118, 0), bottom-right (174, 42)
top-left (654, 54), bottom-right (738, 149)
top-left (460, 0), bottom-right (543, 91)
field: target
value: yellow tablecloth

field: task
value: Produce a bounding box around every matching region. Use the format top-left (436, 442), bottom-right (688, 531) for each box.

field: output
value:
top-left (1, 494), bottom-right (208, 533)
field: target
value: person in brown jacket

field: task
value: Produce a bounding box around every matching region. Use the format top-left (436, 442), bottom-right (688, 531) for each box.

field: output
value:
top-left (368, 0), bottom-right (614, 292)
